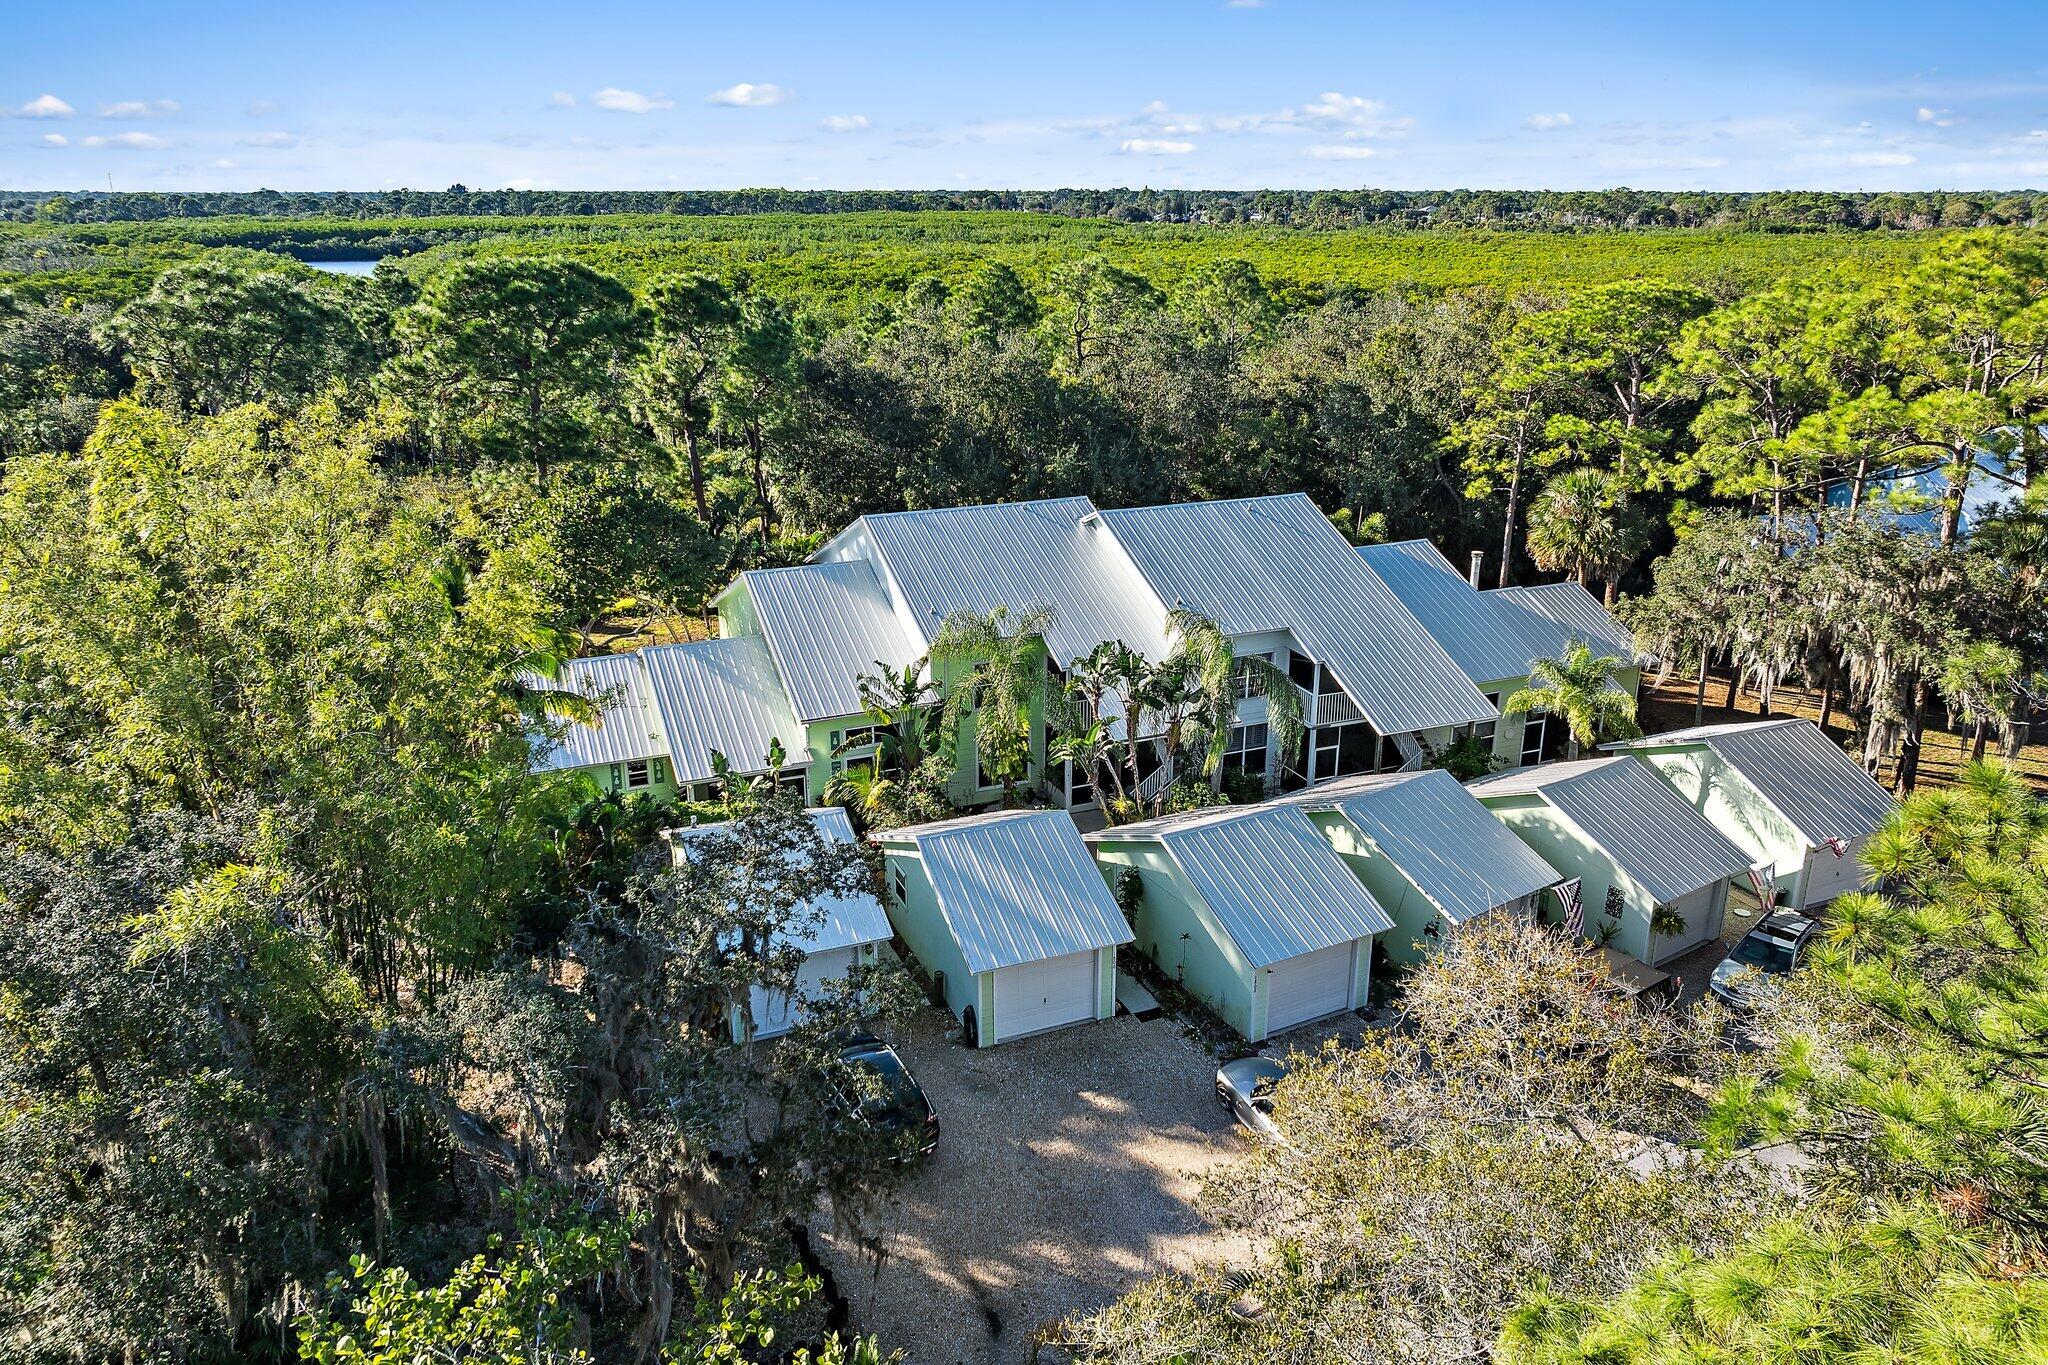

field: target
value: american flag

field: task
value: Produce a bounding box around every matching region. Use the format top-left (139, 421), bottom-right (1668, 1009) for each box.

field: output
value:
top-left (1747, 864), bottom-right (1777, 910)
top-left (1552, 878), bottom-right (1584, 936)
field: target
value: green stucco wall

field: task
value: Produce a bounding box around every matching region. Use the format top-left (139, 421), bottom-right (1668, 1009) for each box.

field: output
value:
top-left (877, 846), bottom-right (989, 1043)
top-left (1480, 794), bottom-right (1661, 963)
top-left (1311, 812), bottom-right (1449, 966)
top-left (1638, 746), bottom-right (1806, 894)
top-left (1092, 840), bottom-right (1261, 1039)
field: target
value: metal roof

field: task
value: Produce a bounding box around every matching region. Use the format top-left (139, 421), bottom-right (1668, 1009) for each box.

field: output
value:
top-left (1092, 496), bottom-right (1495, 735)
top-left (528, 652), bottom-right (667, 771)
top-left (742, 560), bottom-right (924, 723)
top-left (641, 636), bottom-right (809, 784)
top-left (881, 810), bottom-right (1134, 974)
top-left (1610, 719), bottom-right (1895, 847)
top-left (1488, 582), bottom-right (1643, 663)
top-left (832, 497), bottom-right (1173, 668)
top-left (1092, 805), bottom-right (1392, 966)
top-left (1469, 756), bottom-right (1756, 904)
top-left (668, 806), bottom-right (892, 954)
top-left (1282, 769), bottom-right (1561, 924)
top-left (1356, 540), bottom-right (1560, 687)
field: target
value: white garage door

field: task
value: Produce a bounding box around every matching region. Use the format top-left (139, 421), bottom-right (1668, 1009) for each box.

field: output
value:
top-left (1801, 838), bottom-right (1869, 907)
top-left (749, 945), bottom-right (857, 1039)
top-left (1265, 942), bottom-right (1355, 1035)
top-left (1650, 882), bottom-right (1723, 964)
top-left (992, 950), bottom-right (1099, 1043)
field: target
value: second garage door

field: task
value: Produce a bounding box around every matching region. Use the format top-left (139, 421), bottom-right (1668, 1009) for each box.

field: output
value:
top-left (992, 950), bottom-right (1099, 1042)
top-left (1649, 881), bottom-right (1724, 964)
top-left (1800, 838), bottom-right (1869, 907)
top-left (1265, 942), bottom-right (1355, 1036)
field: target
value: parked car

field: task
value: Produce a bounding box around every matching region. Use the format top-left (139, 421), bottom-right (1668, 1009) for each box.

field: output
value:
top-left (1215, 1055), bottom-right (1288, 1141)
top-left (834, 1032), bottom-right (939, 1159)
top-left (1708, 912), bottom-right (1819, 1010)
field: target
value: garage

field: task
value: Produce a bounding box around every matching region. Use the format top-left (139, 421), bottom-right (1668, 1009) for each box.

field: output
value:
top-left (1265, 941), bottom-right (1356, 1034)
top-left (750, 944), bottom-right (857, 1039)
top-left (1801, 836), bottom-right (1868, 907)
top-left (992, 949), bottom-right (1100, 1043)
top-left (1650, 880), bottom-right (1725, 964)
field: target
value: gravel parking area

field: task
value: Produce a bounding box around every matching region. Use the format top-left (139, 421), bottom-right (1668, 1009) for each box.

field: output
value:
top-left (808, 1009), bottom-right (1252, 1365)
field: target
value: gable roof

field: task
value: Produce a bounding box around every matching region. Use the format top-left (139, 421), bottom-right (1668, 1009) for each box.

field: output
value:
top-left (1608, 719), bottom-right (1895, 846)
top-left (1092, 495), bottom-right (1495, 735)
top-left (1488, 581), bottom-right (1643, 663)
top-left (827, 497), bottom-right (1173, 667)
top-left (1090, 804), bottom-right (1393, 966)
top-left (667, 807), bottom-right (892, 954)
top-left (642, 636), bottom-right (809, 784)
top-left (1283, 769), bottom-right (1561, 924)
top-left (530, 652), bottom-right (667, 771)
top-left (879, 810), bottom-right (1133, 974)
top-left (1356, 540), bottom-right (1561, 687)
top-left (1468, 756), bottom-right (1755, 904)
top-left (741, 560), bottom-right (923, 723)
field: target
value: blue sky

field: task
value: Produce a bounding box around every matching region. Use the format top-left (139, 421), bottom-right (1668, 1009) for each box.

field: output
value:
top-left (5, 1), bottom-right (2048, 192)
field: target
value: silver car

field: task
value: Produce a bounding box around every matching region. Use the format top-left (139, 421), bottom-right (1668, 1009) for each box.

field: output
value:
top-left (1215, 1055), bottom-right (1287, 1141)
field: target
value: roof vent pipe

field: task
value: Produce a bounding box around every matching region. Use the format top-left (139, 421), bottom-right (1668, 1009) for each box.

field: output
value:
top-left (1468, 551), bottom-right (1485, 589)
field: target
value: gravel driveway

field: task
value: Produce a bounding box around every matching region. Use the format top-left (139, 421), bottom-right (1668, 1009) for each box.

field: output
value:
top-left (808, 1009), bottom-right (1252, 1364)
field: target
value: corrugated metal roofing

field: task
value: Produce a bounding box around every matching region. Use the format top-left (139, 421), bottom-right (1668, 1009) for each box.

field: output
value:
top-left (1488, 582), bottom-right (1643, 663)
top-left (1094, 805), bottom-right (1392, 966)
top-left (1093, 495), bottom-right (1495, 736)
top-left (1468, 756), bottom-right (1756, 904)
top-left (839, 498), bottom-right (1174, 667)
top-left (742, 560), bottom-right (924, 723)
top-left (1284, 769), bottom-right (1561, 924)
top-left (1614, 719), bottom-right (1895, 846)
top-left (668, 806), bottom-right (893, 953)
top-left (1356, 540), bottom-right (1559, 686)
top-left (884, 810), bottom-right (1133, 974)
top-left (642, 636), bottom-right (809, 784)
top-left (528, 652), bottom-right (667, 771)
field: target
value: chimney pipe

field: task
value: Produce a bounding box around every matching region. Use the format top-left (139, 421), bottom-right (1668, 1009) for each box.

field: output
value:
top-left (1468, 551), bottom-right (1485, 589)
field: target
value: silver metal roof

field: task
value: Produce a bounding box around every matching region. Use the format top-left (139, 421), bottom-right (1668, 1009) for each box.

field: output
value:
top-left (1283, 769), bottom-right (1562, 924)
top-left (881, 810), bottom-right (1133, 974)
top-left (1488, 581), bottom-right (1643, 664)
top-left (1093, 495), bottom-right (1495, 736)
top-left (1356, 540), bottom-right (1560, 687)
top-left (1093, 805), bottom-right (1392, 966)
top-left (742, 560), bottom-right (924, 723)
top-left (641, 636), bottom-right (809, 784)
top-left (528, 652), bottom-right (667, 771)
top-left (1610, 719), bottom-right (1895, 846)
top-left (1468, 756), bottom-right (1756, 904)
top-left (668, 806), bottom-right (892, 953)
top-left (832, 497), bottom-right (1173, 668)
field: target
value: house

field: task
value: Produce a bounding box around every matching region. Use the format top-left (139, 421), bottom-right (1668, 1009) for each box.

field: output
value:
top-left (1602, 719), bottom-right (1894, 909)
top-left (872, 810), bottom-right (1133, 1046)
top-left (1087, 803), bottom-right (1393, 1040)
top-left (666, 807), bottom-right (894, 1041)
top-left (1468, 756), bottom-right (1758, 965)
top-left (1356, 539), bottom-right (1644, 769)
top-left (1276, 768), bottom-right (1564, 965)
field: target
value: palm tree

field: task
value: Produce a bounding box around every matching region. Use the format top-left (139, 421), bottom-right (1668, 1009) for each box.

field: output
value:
top-left (1049, 718), bottom-right (1122, 812)
top-left (930, 605), bottom-right (1054, 805)
top-left (1165, 608), bottom-right (1303, 794)
top-left (1057, 643), bottom-right (1135, 806)
top-left (1504, 641), bottom-right (1641, 760)
top-left (846, 656), bottom-right (940, 778)
top-left (1524, 468), bottom-right (1650, 606)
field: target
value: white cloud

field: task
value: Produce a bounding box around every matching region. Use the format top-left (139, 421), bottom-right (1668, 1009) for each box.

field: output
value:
top-left (1524, 111), bottom-right (1573, 130)
top-left (2023, 129), bottom-right (2048, 141)
top-left (12, 94), bottom-right (74, 119)
top-left (1303, 91), bottom-right (1387, 125)
top-left (99, 99), bottom-right (178, 118)
top-left (81, 131), bottom-right (169, 149)
top-left (1825, 150), bottom-right (1915, 167)
top-left (40, 133), bottom-right (67, 147)
top-left (1915, 106), bottom-right (1960, 127)
top-left (549, 91), bottom-right (578, 108)
top-left (212, 157), bottom-right (236, 169)
top-left (1120, 137), bottom-right (1195, 154)
top-left (819, 113), bottom-right (869, 132)
top-left (1307, 143), bottom-right (1376, 160)
top-left (1225, 0), bottom-right (1269, 7)
top-left (591, 87), bottom-right (675, 113)
top-left (506, 177), bottom-right (541, 190)
top-left (707, 82), bottom-right (791, 107)
top-left (242, 131), bottom-right (297, 147)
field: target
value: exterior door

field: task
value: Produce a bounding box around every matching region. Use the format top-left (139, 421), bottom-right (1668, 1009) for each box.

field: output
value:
top-left (1649, 882), bottom-right (1723, 964)
top-left (1264, 942), bottom-right (1355, 1035)
top-left (749, 945), bottom-right (856, 1039)
top-left (992, 950), bottom-right (1099, 1042)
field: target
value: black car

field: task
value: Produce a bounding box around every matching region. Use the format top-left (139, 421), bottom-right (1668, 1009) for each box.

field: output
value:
top-left (1708, 912), bottom-right (1819, 1010)
top-left (835, 1032), bottom-right (939, 1159)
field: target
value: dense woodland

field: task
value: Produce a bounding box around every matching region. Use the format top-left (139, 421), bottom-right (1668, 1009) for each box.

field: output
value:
top-left (1, 211), bottom-right (2046, 1361)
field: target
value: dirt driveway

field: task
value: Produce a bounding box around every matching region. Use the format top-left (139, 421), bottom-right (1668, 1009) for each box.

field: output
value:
top-left (808, 1009), bottom-right (1252, 1365)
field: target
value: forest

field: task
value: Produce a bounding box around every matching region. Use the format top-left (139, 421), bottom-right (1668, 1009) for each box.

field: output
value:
top-left (0, 211), bottom-right (2045, 1362)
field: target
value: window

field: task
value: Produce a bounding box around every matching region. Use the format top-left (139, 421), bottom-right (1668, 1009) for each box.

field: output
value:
top-left (1233, 653), bottom-right (1274, 701)
top-left (1224, 723), bottom-right (1269, 775)
top-left (1520, 715), bottom-right (1546, 768)
top-left (890, 868), bottom-right (908, 905)
top-left (1472, 693), bottom-right (1501, 748)
top-left (833, 724), bottom-right (882, 751)
top-left (624, 758), bottom-right (652, 790)
top-left (1312, 721), bottom-right (1379, 779)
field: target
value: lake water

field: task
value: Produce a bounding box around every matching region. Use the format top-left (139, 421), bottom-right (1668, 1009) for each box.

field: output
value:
top-left (304, 259), bottom-right (379, 276)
